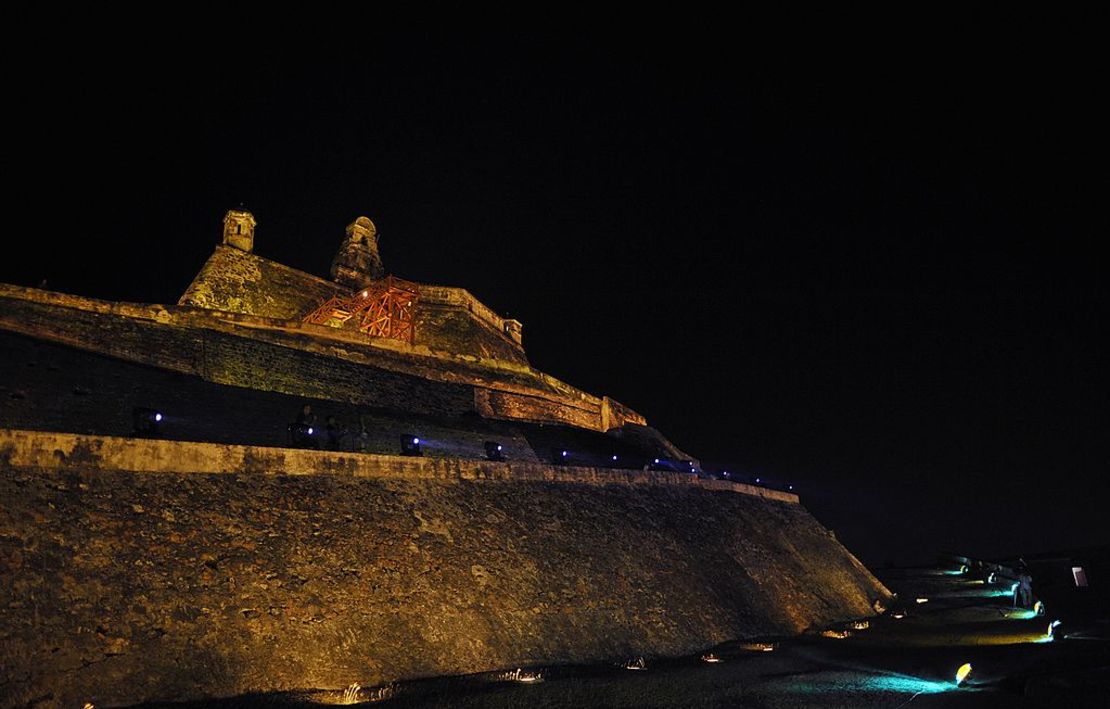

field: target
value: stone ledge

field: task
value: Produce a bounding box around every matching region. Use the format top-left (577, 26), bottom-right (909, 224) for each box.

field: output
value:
top-left (0, 428), bottom-right (799, 503)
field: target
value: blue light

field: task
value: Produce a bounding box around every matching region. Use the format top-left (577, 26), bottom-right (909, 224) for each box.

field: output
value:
top-left (154, 413), bottom-right (163, 422)
top-left (307, 427), bottom-right (313, 435)
top-left (561, 450), bottom-right (567, 457)
top-left (654, 458), bottom-right (660, 464)
top-left (612, 455), bottom-right (618, 461)
top-left (413, 437), bottom-right (420, 445)
top-left (755, 477), bottom-right (761, 483)
top-left (498, 445), bottom-right (503, 451)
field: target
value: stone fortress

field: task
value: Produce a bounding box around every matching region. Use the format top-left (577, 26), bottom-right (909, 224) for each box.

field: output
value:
top-left (0, 211), bottom-right (890, 708)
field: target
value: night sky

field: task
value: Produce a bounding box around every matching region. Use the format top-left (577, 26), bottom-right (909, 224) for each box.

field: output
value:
top-left (3, 28), bottom-right (1105, 566)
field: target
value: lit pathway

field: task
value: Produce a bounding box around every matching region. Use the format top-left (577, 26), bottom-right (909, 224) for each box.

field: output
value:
top-left (132, 565), bottom-right (1109, 708)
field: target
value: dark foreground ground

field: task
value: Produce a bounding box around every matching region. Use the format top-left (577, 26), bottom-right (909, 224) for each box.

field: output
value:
top-left (126, 565), bottom-right (1109, 708)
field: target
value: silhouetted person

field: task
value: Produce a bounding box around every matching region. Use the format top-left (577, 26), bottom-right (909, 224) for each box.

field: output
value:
top-left (1018, 572), bottom-right (1034, 608)
top-left (325, 415), bottom-right (344, 451)
top-left (296, 404), bottom-right (316, 428)
top-left (290, 403), bottom-right (318, 449)
top-left (355, 414), bottom-right (371, 453)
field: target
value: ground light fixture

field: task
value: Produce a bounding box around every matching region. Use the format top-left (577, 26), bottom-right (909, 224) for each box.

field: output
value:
top-left (1048, 619), bottom-right (1062, 640)
top-left (400, 434), bottom-right (422, 456)
top-left (484, 441), bottom-right (505, 461)
top-left (131, 406), bottom-right (163, 437)
top-left (955, 662), bottom-right (972, 686)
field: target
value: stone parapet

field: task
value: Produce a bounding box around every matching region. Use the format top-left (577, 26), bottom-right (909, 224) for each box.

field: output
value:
top-left (0, 429), bottom-right (795, 502)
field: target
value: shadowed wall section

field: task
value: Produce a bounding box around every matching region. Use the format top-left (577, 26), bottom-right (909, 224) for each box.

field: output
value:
top-left (0, 284), bottom-right (646, 434)
top-left (0, 430), bottom-right (887, 708)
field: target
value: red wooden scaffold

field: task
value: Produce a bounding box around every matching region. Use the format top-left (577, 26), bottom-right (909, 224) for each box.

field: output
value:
top-left (303, 276), bottom-right (419, 344)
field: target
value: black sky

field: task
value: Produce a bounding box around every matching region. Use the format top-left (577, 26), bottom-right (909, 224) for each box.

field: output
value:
top-left (3, 26), bottom-right (1105, 565)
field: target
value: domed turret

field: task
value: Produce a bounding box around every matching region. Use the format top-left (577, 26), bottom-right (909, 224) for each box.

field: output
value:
top-left (331, 216), bottom-right (385, 288)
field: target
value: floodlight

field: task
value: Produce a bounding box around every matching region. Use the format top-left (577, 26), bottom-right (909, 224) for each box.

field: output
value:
top-left (401, 434), bottom-right (422, 456)
top-left (484, 441), bottom-right (505, 461)
top-left (132, 407), bottom-right (162, 438)
top-left (955, 662), bottom-right (972, 686)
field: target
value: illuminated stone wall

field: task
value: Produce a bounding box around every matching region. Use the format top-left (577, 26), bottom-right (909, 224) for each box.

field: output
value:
top-left (0, 292), bottom-right (473, 416)
top-left (415, 305), bottom-right (526, 365)
top-left (475, 388), bottom-right (602, 430)
top-left (0, 430), bottom-right (886, 709)
top-left (179, 246), bottom-right (529, 365)
top-left (179, 245), bottom-right (344, 320)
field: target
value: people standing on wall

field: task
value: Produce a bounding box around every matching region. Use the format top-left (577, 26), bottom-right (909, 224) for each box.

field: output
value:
top-left (290, 403), bottom-right (318, 449)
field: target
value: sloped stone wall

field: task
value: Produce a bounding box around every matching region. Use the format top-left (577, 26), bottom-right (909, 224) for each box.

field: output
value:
top-left (179, 245), bottom-right (344, 320)
top-left (0, 430), bottom-right (887, 709)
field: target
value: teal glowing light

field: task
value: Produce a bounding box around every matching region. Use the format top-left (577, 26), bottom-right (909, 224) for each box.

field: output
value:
top-left (945, 587), bottom-right (1010, 599)
top-left (779, 672), bottom-right (953, 696)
